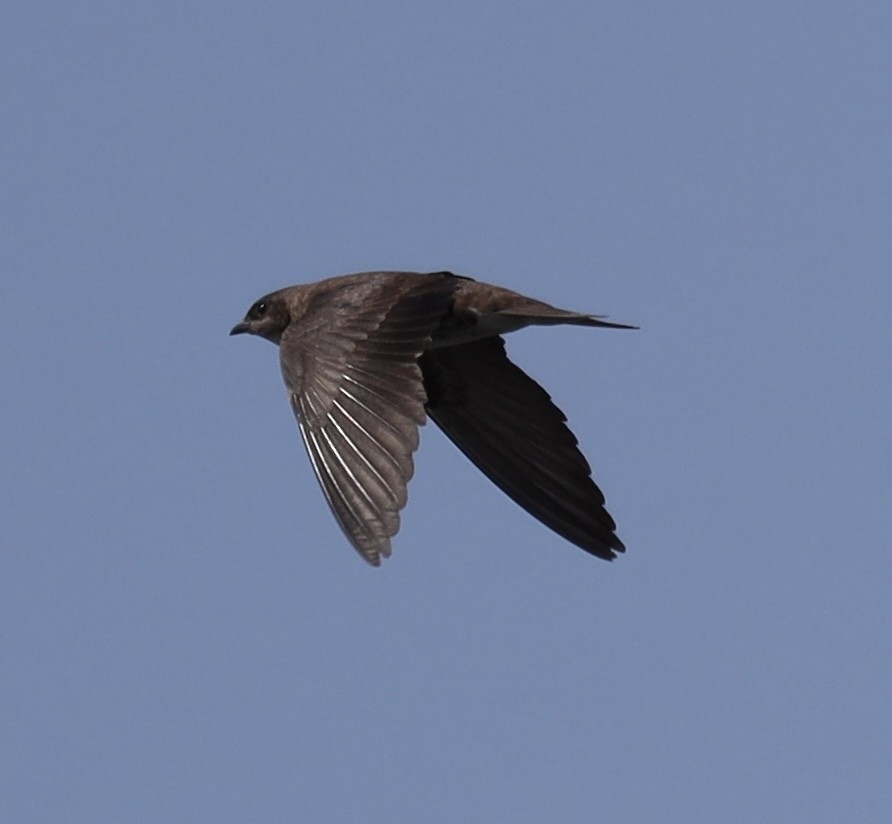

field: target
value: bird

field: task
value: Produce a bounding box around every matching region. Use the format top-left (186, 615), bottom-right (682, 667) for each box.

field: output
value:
top-left (230, 271), bottom-right (635, 566)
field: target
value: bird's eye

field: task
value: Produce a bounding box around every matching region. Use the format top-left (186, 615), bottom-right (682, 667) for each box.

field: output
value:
top-left (252, 301), bottom-right (268, 319)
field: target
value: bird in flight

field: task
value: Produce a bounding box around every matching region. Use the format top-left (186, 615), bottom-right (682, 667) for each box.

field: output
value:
top-left (231, 271), bottom-right (635, 566)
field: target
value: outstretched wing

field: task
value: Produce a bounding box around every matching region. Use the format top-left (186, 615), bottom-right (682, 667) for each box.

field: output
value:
top-left (421, 337), bottom-right (625, 560)
top-left (280, 274), bottom-right (458, 565)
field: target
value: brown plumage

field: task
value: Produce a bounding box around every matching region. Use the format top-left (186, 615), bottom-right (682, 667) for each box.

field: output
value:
top-left (230, 271), bottom-right (635, 566)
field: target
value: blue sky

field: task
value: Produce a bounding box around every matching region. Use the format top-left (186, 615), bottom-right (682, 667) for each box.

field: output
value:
top-left (3, 2), bottom-right (890, 821)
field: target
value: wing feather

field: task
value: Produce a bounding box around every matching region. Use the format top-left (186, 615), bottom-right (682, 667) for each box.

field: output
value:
top-left (421, 337), bottom-right (625, 560)
top-left (280, 274), bottom-right (458, 564)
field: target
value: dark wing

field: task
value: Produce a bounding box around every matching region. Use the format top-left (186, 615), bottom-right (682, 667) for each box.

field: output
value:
top-left (421, 337), bottom-right (625, 560)
top-left (280, 275), bottom-right (458, 565)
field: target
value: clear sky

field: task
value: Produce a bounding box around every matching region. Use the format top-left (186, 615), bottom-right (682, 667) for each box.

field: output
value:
top-left (3, 2), bottom-right (890, 821)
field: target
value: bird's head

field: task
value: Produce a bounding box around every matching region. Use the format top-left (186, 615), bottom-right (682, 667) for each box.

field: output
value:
top-left (230, 291), bottom-right (291, 345)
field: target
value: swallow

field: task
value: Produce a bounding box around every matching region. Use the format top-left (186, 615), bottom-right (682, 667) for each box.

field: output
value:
top-left (231, 271), bottom-right (635, 565)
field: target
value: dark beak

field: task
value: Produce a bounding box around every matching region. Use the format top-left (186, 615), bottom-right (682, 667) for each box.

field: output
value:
top-left (229, 321), bottom-right (250, 336)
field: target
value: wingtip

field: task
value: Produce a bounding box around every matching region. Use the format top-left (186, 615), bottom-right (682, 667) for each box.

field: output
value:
top-left (356, 540), bottom-right (392, 567)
